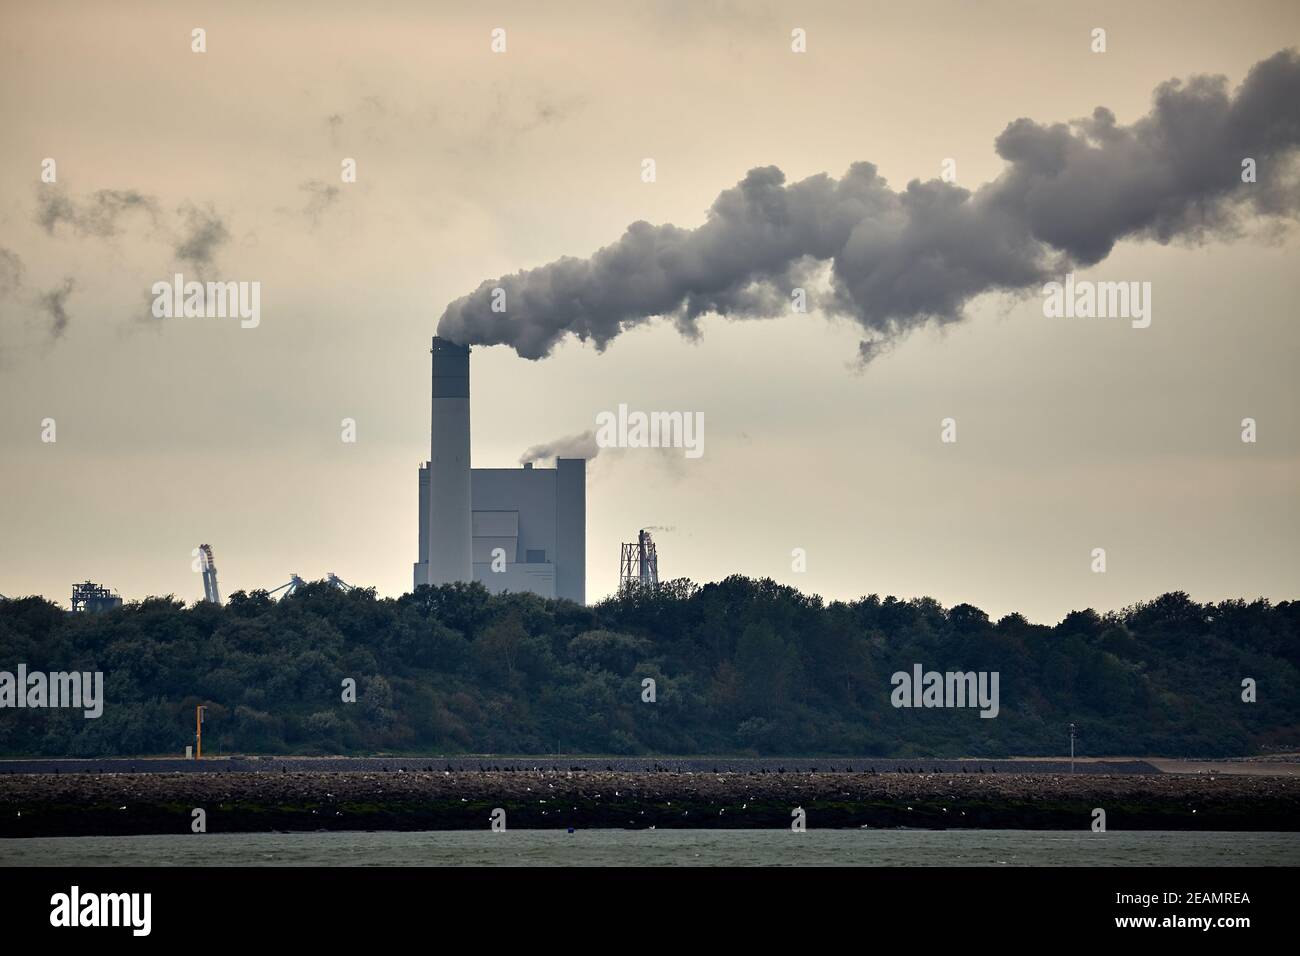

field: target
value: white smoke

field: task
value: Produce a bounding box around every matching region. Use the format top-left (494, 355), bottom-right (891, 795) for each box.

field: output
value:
top-left (519, 430), bottom-right (600, 465)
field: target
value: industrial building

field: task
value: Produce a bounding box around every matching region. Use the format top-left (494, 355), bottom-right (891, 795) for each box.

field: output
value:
top-left (70, 581), bottom-right (122, 613)
top-left (414, 337), bottom-right (586, 603)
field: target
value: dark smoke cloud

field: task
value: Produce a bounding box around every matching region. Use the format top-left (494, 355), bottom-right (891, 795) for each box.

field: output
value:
top-left (300, 180), bottom-right (341, 227)
top-left (37, 278), bottom-right (76, 337)
top-left (439, 50), bottom-right (1300, 363)
top-left (0, 247), bottom-right (23, 297)
top-left (0, 248), bottom-right (23, 343)
top-left (34, 188), bottom-right (231, 279)
top-left (36, 188), bottom-right (159, 237)
top-left (173, 203), bottom-right (230, 276)
top-left (519, 430), bottom-right (600, 464)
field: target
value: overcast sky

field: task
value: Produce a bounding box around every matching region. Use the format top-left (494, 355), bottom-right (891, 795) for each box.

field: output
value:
top-left (1, 0), bottom-right (1297, 624)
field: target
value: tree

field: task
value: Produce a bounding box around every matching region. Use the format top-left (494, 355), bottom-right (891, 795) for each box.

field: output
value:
top-left (476, 613), bottom-right (527, 684)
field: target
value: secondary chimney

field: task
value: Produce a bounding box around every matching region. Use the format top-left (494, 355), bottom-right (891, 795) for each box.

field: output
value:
top-left (427, 336), bottom-right (472, 585)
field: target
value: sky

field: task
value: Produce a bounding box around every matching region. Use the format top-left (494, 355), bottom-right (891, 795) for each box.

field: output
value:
top-left (1, 0), bottom-right (1298, 624)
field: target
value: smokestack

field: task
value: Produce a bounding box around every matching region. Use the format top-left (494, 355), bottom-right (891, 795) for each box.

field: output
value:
top-left (427, 336), bottom-right (472, 585)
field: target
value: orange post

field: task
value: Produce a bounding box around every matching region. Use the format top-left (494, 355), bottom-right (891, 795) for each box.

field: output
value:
top-left (196, 705), bottom-right (204, 760)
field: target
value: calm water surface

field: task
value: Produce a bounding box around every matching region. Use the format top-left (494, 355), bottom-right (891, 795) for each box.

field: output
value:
top-left (2, 829), bottom-right (1296, 866)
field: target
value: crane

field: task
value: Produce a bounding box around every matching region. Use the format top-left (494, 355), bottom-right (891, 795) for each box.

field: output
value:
top-left (264, 573), bottom-right (358, 598)
top-left (266, 574), bottom-right (305, 599)
top-left (197, 544), bottom-right (221, 605)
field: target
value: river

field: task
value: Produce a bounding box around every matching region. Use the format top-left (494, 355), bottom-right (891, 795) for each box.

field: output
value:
top-left (2, 829), bottom-right (1296, 866)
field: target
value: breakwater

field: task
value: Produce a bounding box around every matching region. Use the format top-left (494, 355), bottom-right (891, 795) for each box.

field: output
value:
top-left (0, 756), bottom-right (1159, 774)
top-left (2, 768), bottom-right (1296, 837)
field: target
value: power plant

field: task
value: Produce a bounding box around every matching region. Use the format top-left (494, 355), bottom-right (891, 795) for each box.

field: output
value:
top-left (7, 338), bottom-right (587, 610)
top-left (415, 337), bottom-right (587, 603)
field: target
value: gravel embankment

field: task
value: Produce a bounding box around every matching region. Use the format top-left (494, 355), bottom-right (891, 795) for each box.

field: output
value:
top-left (0, 756), bottom-right (1158, 775)
top-left (2, 769), bottom-right (1296, 836)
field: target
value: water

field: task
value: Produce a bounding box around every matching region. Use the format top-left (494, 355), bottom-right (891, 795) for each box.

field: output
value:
top-left (1, 830), bottom-right (1295, 866)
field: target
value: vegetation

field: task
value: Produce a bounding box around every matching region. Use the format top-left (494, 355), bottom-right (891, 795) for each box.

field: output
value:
top-left (1, 578), bottom-right (1296, 758)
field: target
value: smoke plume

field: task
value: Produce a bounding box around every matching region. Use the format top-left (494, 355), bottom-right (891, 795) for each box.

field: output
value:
top-left (36, 188), bottom-right (159, 237)
top-left (0, 247), bottom-right (23, 298)
top-left (519, 430), bottom-right (600, 464)
top-left (439, 50), bottom-right (1300, 363)
top-left (173, 202), bottom-right (230, 277)
top-left (299, 180), bottom-right (341, 227)
top-left (37, 278), bottom-right (76, 337)
top-left (35, 188), bottom-right (231, 279)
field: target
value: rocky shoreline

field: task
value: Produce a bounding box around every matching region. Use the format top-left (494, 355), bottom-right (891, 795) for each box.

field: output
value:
top-left (0, 756), bottom-right (1161, 775)
top-left (3, 769), bottom-right (1298, 837)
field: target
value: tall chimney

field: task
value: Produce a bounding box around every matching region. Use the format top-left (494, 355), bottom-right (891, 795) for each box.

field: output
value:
top-left (427, 336), bottom-right (472, 585)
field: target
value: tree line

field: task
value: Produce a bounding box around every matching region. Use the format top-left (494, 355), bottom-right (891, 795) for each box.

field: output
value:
top-left (0, 578), bottom-right (1296, 758)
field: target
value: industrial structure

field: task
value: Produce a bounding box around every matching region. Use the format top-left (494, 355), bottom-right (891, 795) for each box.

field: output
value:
top-left (70, 581), bottom-right (122, 613)
top-left (261, 573), bottom-right (356, 599)
top-left (414, 337), bottom-right (586, 603)
top-left (197, 544), bottom-right (221, 605)
top-left (266, 574), bottom-right (305, 599)
top-left (619, 529), bottom-right (660, 590)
